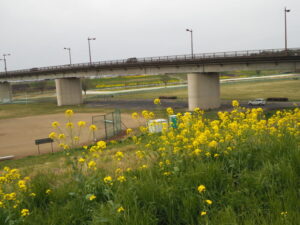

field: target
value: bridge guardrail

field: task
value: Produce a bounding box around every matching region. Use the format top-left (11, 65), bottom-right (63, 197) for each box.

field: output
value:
top-left (1, 48), bottom-right (300, 77)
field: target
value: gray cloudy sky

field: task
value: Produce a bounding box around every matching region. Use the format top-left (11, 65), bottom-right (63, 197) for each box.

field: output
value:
top-left (0, 0), bottom-right (299, 71)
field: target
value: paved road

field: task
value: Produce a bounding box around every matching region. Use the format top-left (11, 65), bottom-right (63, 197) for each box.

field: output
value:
top-left (86, 99), bottom-right (299, 111)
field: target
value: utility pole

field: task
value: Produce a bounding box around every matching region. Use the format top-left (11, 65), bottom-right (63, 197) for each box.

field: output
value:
top-left (64, 47), bottom-right (72, 65)
top-left (284, 7), bottom-right (291, 51)
top-left (186, 29), bottom-right (194, 58)
top-left (88, 37), bottom-right (96, 64)
top-left (1, 54), bottom-right (11, 75)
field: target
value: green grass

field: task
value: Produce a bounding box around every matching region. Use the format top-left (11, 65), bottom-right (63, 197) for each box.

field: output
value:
top-left (221, 79), bottom-right (300, 101)
top-left (114, 78), bottom-right (300, 101)
top-left (223, 70), bottom-right (289, 77)
top-left (0, 107), bottom-right (299, 225)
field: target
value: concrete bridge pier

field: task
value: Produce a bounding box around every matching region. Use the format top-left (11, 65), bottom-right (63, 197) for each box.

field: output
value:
top-left (187, 72), bottom-right (220, 111)
top-left (0, 82), bottom-right (12, 103)
top-left (55, 78), bottom-right (83, 106)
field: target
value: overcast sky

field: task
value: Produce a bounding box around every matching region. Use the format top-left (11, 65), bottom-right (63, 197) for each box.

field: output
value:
top-left (0, 0), bottom-right (299, 71)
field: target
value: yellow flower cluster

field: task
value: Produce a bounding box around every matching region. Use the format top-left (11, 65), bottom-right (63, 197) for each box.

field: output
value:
top-left (103, 176), bottom-right (113, 185)
top-left (96, 79), bottom-right (180, 89)
top-left (137, 102), bottom-right (299, 165)
top-left (21, 208), bottom-right (30, 217)
top-left (153, 98), bottom-right (161, 105)
top-left (50, 110), bottom-right (95, 151)
top-left (113, 151), bottom-right (124, 161)
top-left (0, 167), bottom-right (34, 213)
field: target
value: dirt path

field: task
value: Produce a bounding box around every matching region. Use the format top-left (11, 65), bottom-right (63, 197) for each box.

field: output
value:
top-left (0, 113), bottom-right (142, 159)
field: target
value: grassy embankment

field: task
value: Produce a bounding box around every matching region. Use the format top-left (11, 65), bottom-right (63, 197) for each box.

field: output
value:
top-left (0, 104), bottom-right (299, 225)
top-left (113, 79), bottom-right (300, 101)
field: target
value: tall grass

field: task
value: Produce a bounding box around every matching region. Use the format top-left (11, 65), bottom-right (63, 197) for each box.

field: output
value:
top-left (0, 104), bottom-right (299, 225)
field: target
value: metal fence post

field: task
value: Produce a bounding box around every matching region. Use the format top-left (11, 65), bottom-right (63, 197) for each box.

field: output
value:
top-left (104, 115), bottom-right (108, 140)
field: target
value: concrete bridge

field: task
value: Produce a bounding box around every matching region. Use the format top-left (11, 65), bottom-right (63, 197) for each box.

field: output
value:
top-left (1, 48), bottom-right (300, 110)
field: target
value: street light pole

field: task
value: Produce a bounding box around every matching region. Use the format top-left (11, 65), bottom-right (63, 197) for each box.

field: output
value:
top-left (87, 37), bottom-right (96, 64)
top-left (186, 29), bottom-right (194, 58)
top-left (64, 47), bottom-right (72, 65)
top-left (284, 7), bottom-right (291, 51)
top-left (2, 54), bottom-right (10, 75)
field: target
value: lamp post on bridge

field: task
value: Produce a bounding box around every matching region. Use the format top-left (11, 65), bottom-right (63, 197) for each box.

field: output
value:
top-left (186, 29), bottom-right (194, 58)
top-left (284, 7), bottom-right (291, 51)
top-left (64, 47), bottom-right (72, 65)
top-left (0, 53), bottom-right (11, 75)
top-left (87, 37), bottom-right (96, 64)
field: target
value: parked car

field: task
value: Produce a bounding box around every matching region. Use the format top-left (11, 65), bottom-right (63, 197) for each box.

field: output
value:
top-left (248, 98), bottom-right (266, 106)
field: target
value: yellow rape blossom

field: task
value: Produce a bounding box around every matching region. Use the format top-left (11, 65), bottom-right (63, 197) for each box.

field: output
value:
top-left (88, 160), bottom-right (97, 169)
top-left (18, 180), bottom-right (26, 191)
top-left (200, 211), bottom-right (207, 216)
top-left (48, 132), bottom-right (57, 139)
top-left (114, 151), bottom-right (124, 161)
top-left (205, 199), bottom-right (213, 205)
top-left (77, 121), bottom-right (86, 127)
top-left (140, 164), bottom-right (148, 169)
top-left (21, 209), bottom-right (30, 217)
top-left (97, 140), bottom-right (106, 149)
top-left (89, 195), bottom-right (96, 201)
top-left (89, 124), bottom-right (97, 131)
top-left (126, 128), bottom-right (133, 135)
top-left (117, 176), bottom-right (126, 182)
top-left (51, 121), bottom-right (60, 128)
top-left (117, 206), bottom-right (125, 213)
top-left (153, 98), bottom-right (161, 105)
top-left (78, 158), bottom-right (85, 163)
top-left (66, 122), bottom-right (74, 128)
top-left (198, 185), bottom-right (206, 193)
top-left (232, 100), bottom-right (239, 107)
top-left (58, 133), bottom-right (66, 139)
top-left (131, 112), bottom-right (139, 119)
top-left (208, 140), bottom-right (218, 148)
top-left (280, 211), bottom-right (288, 216)
top-left (65, 109), bottom-right (74, 117)
top-left (166, 107), bottom-right (174, 115)
top-left (103, 176), bottom-right (113, 186)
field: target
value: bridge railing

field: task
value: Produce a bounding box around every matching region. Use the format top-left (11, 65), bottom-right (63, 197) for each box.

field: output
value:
top-left (1, 48), bottom-right (300, 76)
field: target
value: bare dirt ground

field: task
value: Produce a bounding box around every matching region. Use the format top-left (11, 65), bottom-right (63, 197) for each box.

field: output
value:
top-left (0, 113), bottom-right (143, 159)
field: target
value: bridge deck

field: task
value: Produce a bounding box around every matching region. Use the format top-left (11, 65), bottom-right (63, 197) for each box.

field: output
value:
top-left (1, 48), bottom-right (300, 78)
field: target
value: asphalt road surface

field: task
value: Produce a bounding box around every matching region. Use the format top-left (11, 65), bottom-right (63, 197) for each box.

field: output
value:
top-left (86, 99), bottom-right (299, 111)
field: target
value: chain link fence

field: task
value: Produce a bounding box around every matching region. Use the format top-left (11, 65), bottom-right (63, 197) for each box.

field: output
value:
top-left (92, 109), bottom-right (122, 140)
